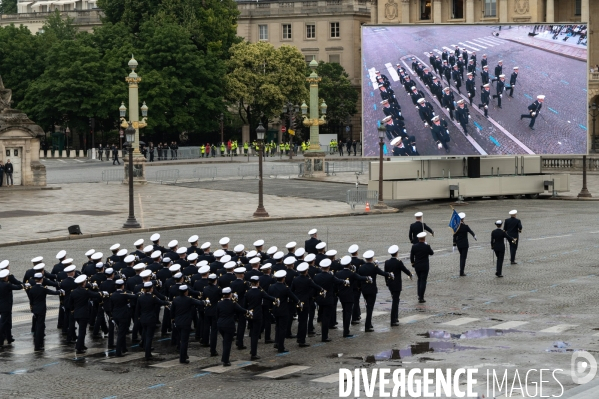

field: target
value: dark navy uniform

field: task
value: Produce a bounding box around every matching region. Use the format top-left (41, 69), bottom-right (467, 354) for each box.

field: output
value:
top-left (442, 90), bottom-right (456, 120)
top-left (356, 262), bottom-right (390, 331)
top-left (455, 104), bottom-right (470, 135)
top-left (410, 242), bottom-right (434, 302)
top-left (135, 291), bottom-right (169, 359)
top-left (453, 222), bottom-right (476, 276)
top-left (409, 221), bottom-right (434, 244)
top-left (245, 287), bottom-right (275, 358)
top-left (216, 298), bottom-right (248, 364)
top-left (480, 88), bottom-right (491, 117)
top-left (335, 268), bottom-right (368, 337)
top-left (202, 284), bottom-right (222, 355)
top-left (491, 228), bottom-right (515, 276)
top-left (109, 290), bottom-right (137, 356)
top-left (268, 282), bottom-right (299, 353)
top-left (171, 294), bottom-right (205, 363)
top-left (504, 216), bottom-right (523, 263)
top-left (69, 286), bottom-right (102, 352)
top-left (313, 271), bottom-right (345, 341)
top-left (291, 275), bottom-right (322, 344)
top-left (384, 258), bottom-right (412, 324)
top-left (520, 100), bottom-right (543, 129)
top-left (431, 120), bottom-right (451, 152)
top-left (465, 77), bottom-right (476, 106)
top-left (0, 279), bottom-right (22, 345)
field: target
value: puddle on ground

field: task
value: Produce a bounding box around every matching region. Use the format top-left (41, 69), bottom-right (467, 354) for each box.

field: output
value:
top-left (366, 342), bottom-right (480, 363)
top-left (419, 329), bottom-right (521, 340)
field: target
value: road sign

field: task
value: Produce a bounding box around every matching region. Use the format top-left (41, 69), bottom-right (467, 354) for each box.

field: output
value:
top-left (281, 126), bottom-right (286, 132)
top-left (288, 129), bottom-right (295, 136)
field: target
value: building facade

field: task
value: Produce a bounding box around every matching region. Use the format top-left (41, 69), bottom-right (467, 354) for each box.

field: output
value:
top-left (0, 9), bottom-right (101, 33)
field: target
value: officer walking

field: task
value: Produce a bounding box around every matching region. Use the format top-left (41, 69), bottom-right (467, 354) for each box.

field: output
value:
top-left (268, 270), bottom-right (299, 353)
top-left (245, 276), bottom-right (276, 360)
top-left (410, 232), bottom-right (434, 303)
top-left (357, 251), bottom-right (392, 333)
top-left (304, 229), bottom-right (321, 255)
top-left (508, 67), bottom-right (519, 97)
top-left (431, 116), bottom-right (451, 153)
top-left (217, 287), bottom-right (250, 366)
top-left (136, 282), bottom-right (169, 360)
top-left (27, 274), bottom-right (62, 350)
top-left (480, 84), bottom-right (491, 118)
top-left (291, 264), bottom-right (322, 347)
top-left (504, 210), bottom-right (523, 264)
top-left (442, 87), bottom-right (456, 121)
top-left (455, 100), bottom-right (471, 136)
top-left (69, 275), bottom-right (104, 354)
top-left (520, 95), bottom-right (544, 130)
top-left (492, 75), bottom-right (506, 108)
top-left (108, 279), bottom-right (137, 357)
top-left (0, 268), bottom-right (24, 346)
top-left (171, 285), bottom-right (207, 363)
top-left (335, 256), bottom-right (369, 337)
top-left (491, 220), bottom-right (517, 277)
top-left (465, 73), bottom-right (476, 106)
top-left (409, 212), bottom-right (435, 244)
top-left (452, 213), bottom-right (476, 276)
top-left (384, 245), bottom-right (413, 326)
top-left (313, 259), bottom-right (346, 341)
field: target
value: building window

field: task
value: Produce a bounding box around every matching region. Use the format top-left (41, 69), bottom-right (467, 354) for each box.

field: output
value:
top-left (329, 54), bottom-right (340, 64)
top-left (330, 22), bottom-right (340, 38)
top-left (452, 0), bottom-right (464, 19)
top-left (574, 0), bottom-right (581, 16)
top-left (282, 24), bottom-right (292, 39)
top-left (305, 55), bottom-right (317, 65)
top-left (419, 0), bottom-right (431, 20)
top-left (64, 3), bottom-right (71, 10)
top-left (306, 24), bottom-right (316, 39)
top-left (259, 25), bottom-right (268, 40)
top-left (483, 0), bottom-right (496, 17)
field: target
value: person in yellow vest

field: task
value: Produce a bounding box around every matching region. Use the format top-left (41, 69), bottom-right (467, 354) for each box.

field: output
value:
top-left (200, 144), bottom-right (205, 158)
top-left (220, 142), bottom-right (225, 156)
top-left (243, 141), bottom-right (249, 155)
top-left (283, 142), bottom-right (288, 155)
top-left (254, 141), bottom-right (259, 155)
top-left (232, 140), bottom-right (238, 156)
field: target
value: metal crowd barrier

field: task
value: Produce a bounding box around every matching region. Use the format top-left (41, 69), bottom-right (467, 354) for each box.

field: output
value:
top-left (268, 164), bottom-right (301, 178)
top-left (238, 165), bottom-right (259, 179)
top-left (326, 161), bottom-right (366, 176)
top-left (193, 167), bottom-right (217, 181)
top-left (155, 169), bottom-right (180, 184)
top-left (346, 189), bottom-right (378, 210)
top-left (101, 169), bottom-right (124, 184)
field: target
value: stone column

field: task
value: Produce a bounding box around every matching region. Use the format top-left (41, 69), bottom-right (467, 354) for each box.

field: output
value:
top-left (581, 0), bottom-right (589, 23)
top-left (499, 0), bottom-right (508, 22)
top-left (465, 0), bottom-right (474, 22)
top-left (546, 0), bottom-right (554, 23)
top-left (242, 124), bottom-right (250, 144)
top-left (401, 0), bottom-right (410, 23)
top-left (433, 0), bottom-right (442, 23)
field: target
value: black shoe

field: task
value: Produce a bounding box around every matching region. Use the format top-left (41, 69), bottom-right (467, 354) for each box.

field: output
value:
top-left (223, 362), bottom-right (232, 367)
top-left (308, 333), bottom-right (316, 337)
top-left (498, 106), bottom-right (502, 109)
top-left (322, 338), bottom-right (332, 342)
top-left (264, 339), bottom-right (274, 344)
top-left (511, 261), bottom-right (517, 265)
top-left (83, 345), bottom-right (88, 350)
top-left (200, 343), bottom-right (210, 347)
top-left (34, 347), bottom-right (44, 351)
top-left (328, 326), bottom-right (338, 330)
top-left (286, 335), bottom-right (297, 339)
top-left (76, 350), bottom-right (86, 354)
top-left (180, 360), bottom-right (190, 364)
top-left (365, 328), bottom-right (375, 333)
top-left (418, 299), bottom-right (426, 303)
top-left (131, 338), bottom-right (140, 343)
top-left (7, 338), bottom-right (15, 344)
top-left (145, 356), bottom-right (153, 360)
top-left (343, 335), bottom-right (354, 338)
top-left (210, 352), bottom-right (219, 357)
top-left (273, 344), bottom-right (278, 349)
top-left (496, 274), bottom-right (504, 278)
top-left (351, 321), bottom-right (360, 325)
top-left (108, 344), bottom-right (116, 349)
top-left (278, 349), bottom-right (289, 354)
top-left (115, 353), bottom-right (124, 357)
top-left (520, 115), bottom-right (523, 120)
top-left (298, 343), bottom-right (310, 348)
top-left (237, 345), bottom-right (247, 350)
top-left (391, 322), bottom-right (400, 327)
top-left (530, 126), bottom-right (535, 130)
top-left (251, 355), bottom-right (261, 360)
top-left (460, 273), bottom-right (467, 277)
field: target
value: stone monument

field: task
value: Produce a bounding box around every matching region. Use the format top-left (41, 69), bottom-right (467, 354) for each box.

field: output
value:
top-left (0, 76), bottom-right (46, 186)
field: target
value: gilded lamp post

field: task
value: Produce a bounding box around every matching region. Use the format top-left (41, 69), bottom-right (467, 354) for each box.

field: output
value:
top-left (119, 55), bottom-right (148, 184)
top-left (301, 59), bottom-right (327, 177)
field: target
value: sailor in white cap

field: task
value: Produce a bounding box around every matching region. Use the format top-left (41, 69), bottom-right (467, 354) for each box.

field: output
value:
top-left (174, 247), bottom-right (189, 269)
top-left (313, 258), bottom-right (346, 341)
top-left (291, 262), bottom-right (324, 346)
top-left (120, 254), bottom-right (137, 279)
top-left (131, 239), bottom-right (145, 259)
top-left (218, 262), bottom-right (238, 288)
top-left (455, 98), bottom-right (471, 135)
top-left (508, 66), bottom-right (519, 97)
top-left (187, 235), bottom-right (201, 255)
top-left (335, 256), bottom-right (369, 337)
top-left (146, 251), bottom-right (163, 274)
top-left (253, 240), bottom-right (266, 258)
top-left (216, 286), bottom-right (250, 366)
top-left (108, 244), bottom-right (121, 264)
top-left (452, 212), bottom-right (476, 276)
top-left (491, 220), bottom-right (518, 277)
top-left (315, 242), bottom-right (328, 264)
top-left (202, 272), bottom-right (222, 356)
top-left (245, 275), bottom-right (276, 360)
top-left (52, 250), bottom-right (68, 276)
top-left (24, 263), bottom-right (58, 334)
top-left (245, 257), bottom-right (262, 280)
top-left (198, 242), bottom-right (215, 264)
top-left (504, 210), bottom-right (522, 264)
top-left (233, 244), bottom-right (246, 264)
top-left (269, 269), bottom-right (299, 354)
top-left (409, 212), bottom-right (435, 244)
top-left (70, 274), bottom-right (104, 353)
top-left (384, 245), bottom-right (413, 326)
top-left (171, 283), bottom-right (208, 363)
top-left (59, 264), bottom-right (78, 339)
top-left (142, 245), bottom-right (154, 260)
top-left (51, 251), bottom-right (69, 329)
top-left (164, 240), bottom-right (180, 262)
top-left (492, 74), bottom-right (506, 108)
top-left (80, 252), bottom-right (101, 276)
top-left (356, 250), bottom-right (392, 333)
top-left (284, 242), bottom-right (297, 259)
top-left (347, 244), bottom-right (364, 323)
top-left (305, 229), bottom-right (321, 255)
top-left (150, 233), bottom-right (166, 254)
top-left (109, 279), bottom-right (137, 356)
top-left (182, 253), bottom-right (199, 276)
top-left (411, 232), bottom-right (434, 303)
top-left (266, 246), bottom-right (278, 259)
top-left (136, 280), bottom-right (170, 360)
top-left (230, 267), bottom-right (250, 349)
top-left (219, 237), bottom-right (235, 257)
top-left (28, 272), bottom-right (62, 351)
top-left (0, 267), bottom-right (24, 345)
top-left (520, 95), bottom-right (545, 130)
top-left (270, 251), bottom-right (284, 272)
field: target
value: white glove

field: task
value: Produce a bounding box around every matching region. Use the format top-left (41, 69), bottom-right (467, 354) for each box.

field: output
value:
top-left (233, 293), bottom-right (238, 300)
top-left (531, 112), bottom-right (536, 117)
top-left (468, 115), bottom-right (471, 119)
top-left (205, 299), bottom-right (211, 305)
top-left (367, 277), bottom-right (373, 283)
top-left (92, 282), bottom-right (98, 290)
top-left (102, 291), bottom-right (109, 296)
top-left (398, 112), bottom-right (402, 116)
top-left (389, 272), bottom-right (395, 280)
top-left (59, 289), bottom-right (65, 295)
top-left (415, 106), bottom-right (419, 109)
top-left (499, 94), bottom-right (502, 98)
top-left (343, 280), bottom-right (350, 286)
top-left (424, 123), bottom-right (428, 127)
top-left (446, 108), bottom-right (450, 111)
top-left (485, 105), bottom-right (488, 109)
top-left (474, 235), bottom-right (477, 241)
top-left (438, 143), bottom-right (443, 149)
top-left (409, 274), bottom-right (413, 280)
top-left (452, 246), bottom-right (456, 252)
top-left (25, 283), bottom-right (31, 288)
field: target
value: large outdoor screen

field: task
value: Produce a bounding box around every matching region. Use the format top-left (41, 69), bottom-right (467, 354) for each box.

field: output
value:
top-left (361, 24), bottom-right (588, 157)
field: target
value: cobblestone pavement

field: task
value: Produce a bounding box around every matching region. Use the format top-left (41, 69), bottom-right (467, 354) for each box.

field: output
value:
top-left (1, 200), bottom-right (599, 398)
top-left (362, 25), bottom-right (587, 157)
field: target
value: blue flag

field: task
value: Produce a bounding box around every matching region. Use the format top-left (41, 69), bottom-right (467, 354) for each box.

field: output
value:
top-left (448, 209), bottom-right (461, 234)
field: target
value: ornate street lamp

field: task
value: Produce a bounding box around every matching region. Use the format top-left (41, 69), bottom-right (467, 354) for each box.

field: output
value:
top-left (253, 121), bottom-right (269, 218)
top-left (123, 122), bottom-right (141, 228)
top-left (374, 128), bottom-right (387, 209)
top-left (283, 102), bottom-right (300, 159)
top-left (578, 103), bottom-right (596, 198)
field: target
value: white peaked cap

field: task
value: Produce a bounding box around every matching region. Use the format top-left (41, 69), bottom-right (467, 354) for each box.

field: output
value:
top-left (115, 279), bottom-right (125, 285)
top-left (348, 244), bottom-right (359, 254)
top-left (224, 261), bottom-right (236, 269)
top-left (168, 265), bottom-right (181, 272)
top-left (320, 259), bottom-right (332, 268)
top-left (496, 220), bottom-right (502, 225)
top-left (325, 250), bottom-right (337, 257)
top-left (174, 272), bottom-right (183, 279)
top-left (64, 265), bottom-right (76, 273)
top-left (32, 256), bottom-right (43, 263)
top-left (188, 235), bottom-right (199, 243)
top-left (91, 252), bottom-right (103, 260)
top-left (117, 249), bottom-right (128, 256)
top-left (308, 229), bottom-right (317, 235)
top-left (222, 287), bottom-right (232, 294)
top-left (388, 245), bottom-right (399, 254)
top-left (417, 232), bottom-right (427, 238)
top-left (0, 260), bottom-right (8, 270)
top-left (284, 257), bottom-right (296, 265)
top-left (151, 251), bottom-right (161, 259)
top-left (286, 242), bottom-right (297, 249)
top-left (273, 252), bottom-right (284, 260)
top-left (260, 264), bottom-right (271, 270)
top-left (316, 242), bottom-right (327, 250)
top-left (234, 244), bottom-right (245, 253)
top-left (105, 268), bottom-right (114, 274)
top-left (34, 273), bottom-right (43, 279)
top-left (179, 285), bottom-right (188, 291)
top-left (234, 267), bottom-right (246, 274)
top-left (150, 233), bottom-right (160, 241)
top-left (213, 250), bottom-right (225, 258)
top-left (33, 264), bottom-right (45, 270)
top-left (253, 240), bottom-right (265, 247)
top-left (249, 257), bottom-right (261, 265)
top-left (509, 210), bottom-right (518, 215)
top-left (62, 258), bottom-right (74, 265)
top-left (295, 248), bottom-right (305, 257)
top-left (133, 263), bottom-right (146, 270)
top-left (297, 263), bottom-right (309, 272)
top-left (458, 212), bottom-right (466, 219)
top-left (199, 266), bottom-right (211, 274)
top-left (168, 240), bottom-right (178, 248)
top-left (246, 250), bottom-right (257, 258)
top-left (176, 247), bottom-right (187, 255)
top-left (414, 212), bottom-right (423, 217)
top-left (134, 239), bottom-right (144, 246)
top-left (0, 270), bottom-right (9, 278)
top-left (304, 254), bottom-right (316, 262)
top-left (390, 137), bottom-right (402, 146)
top-left (219, 237), bottom-right (230, 245)
top-left (266, 246), bottom-right (278, 255)
top-left (163, 257), bottom-right (171, 263)
top-left (75, 275), bottom-right (87, 284)
top-left (208, 274), bottom-right (217, 279)
top-left (340, 256), bottom-right (352, 266)
top-left (221, 255), bottom-right (232, 263)
top-left (274, 270), bottom-right (287, 278)
top-left (140, 270), bottom-right (152, 278)
top-left (250, 276), bottom-right (260, 281)
top-left (363, 250), bottom-right (374, 259)
top-left (201, 242), bottom-right (211, 249)
top-left (198, 260), bottom-right (209, 266)
top-left (85, 249), bottom-right (95, 257)
top-left (56, 250), bottom-right (67, 259)
top-left (188, 253), bottom-right (199, 261)
top-left (143, 245), bottom-right (154, 253)
top-left (144, 281), bottom-right (153, 287)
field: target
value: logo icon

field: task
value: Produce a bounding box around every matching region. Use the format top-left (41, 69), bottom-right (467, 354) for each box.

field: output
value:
top-left (571, 350), bottom-right (597, 385)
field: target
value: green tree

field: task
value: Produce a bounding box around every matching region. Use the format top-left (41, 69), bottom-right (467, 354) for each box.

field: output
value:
top-left (0, 0), bottom-right (17, 14)
top-left (310, 61), bottom-right (358, 129)
top-left (40, 10), bottom-right (78, 42)
top-left (226, 41), bottom-right (308, 134)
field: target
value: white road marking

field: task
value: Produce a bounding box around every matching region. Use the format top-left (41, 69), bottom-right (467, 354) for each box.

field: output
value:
top-left (385, 62), bottom-right (400, 82)
top-left (13, 309), bottom-right (59, 325)
top-left (58, 160), bottom-right (66, 163)
top-left (528, 234), bottom-right (572, 241)
top-left (74, 159), bottom-right (84, 163)
top-left (12, 344), bottom-right (64, 355)
top-left (433, 49), bottom-right (443, 55)
top-left (258, 365), bottom-right (310, 378)
top-left (485, 37), bottom-right (506, 45)
top-left (472, 38), bottom-right (496, 47)
top-left (459, 42), bottom-right (479, 51)
top-left (397, 314), bottom-right (433, 324)
top-left (150, 355), bottom-right (205, 368)
top-left (368, 67), bottom-right (379, 90)
top-left (202, 360), bottom-right (254, 373)
top-left (103, 352), bottom-right (159, 363)
top-left (538, 324), bottom-right (578, 333)
top-left (441, 317), bottom-right (479, 326)
top-left (312, 373), bottom-right (343, 383)
top-left (466, 40), bottom-right (486, 49)
top-left (490, 321), bottom-right (528, 330)
top-left (58, 347), bottom-right (109, 358)
top-left (371, 311), bottom-right (388, 317)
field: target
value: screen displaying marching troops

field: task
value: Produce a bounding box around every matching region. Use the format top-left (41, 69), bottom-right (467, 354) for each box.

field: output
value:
top-left (361, 24), bottom-right (588, 157)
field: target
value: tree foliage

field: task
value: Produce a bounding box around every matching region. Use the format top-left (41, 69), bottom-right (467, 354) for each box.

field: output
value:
top-left (225, 41), bottom-right (309, 133)
top-left (310, 61), bottom-right (358, 128)
top-left (0, 0), bottom-right (17, 14)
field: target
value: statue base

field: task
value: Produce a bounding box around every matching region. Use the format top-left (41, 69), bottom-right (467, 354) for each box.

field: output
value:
top-left (302, 151), bottom-right (326, 178)
top-left (123, 151), bottom-right (147, 185)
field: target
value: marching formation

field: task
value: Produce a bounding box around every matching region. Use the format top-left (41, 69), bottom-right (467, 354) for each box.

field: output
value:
top-left (0, 211), bottom-right (523, 366)
top-left (374, 39), bottom-right (547, 155)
